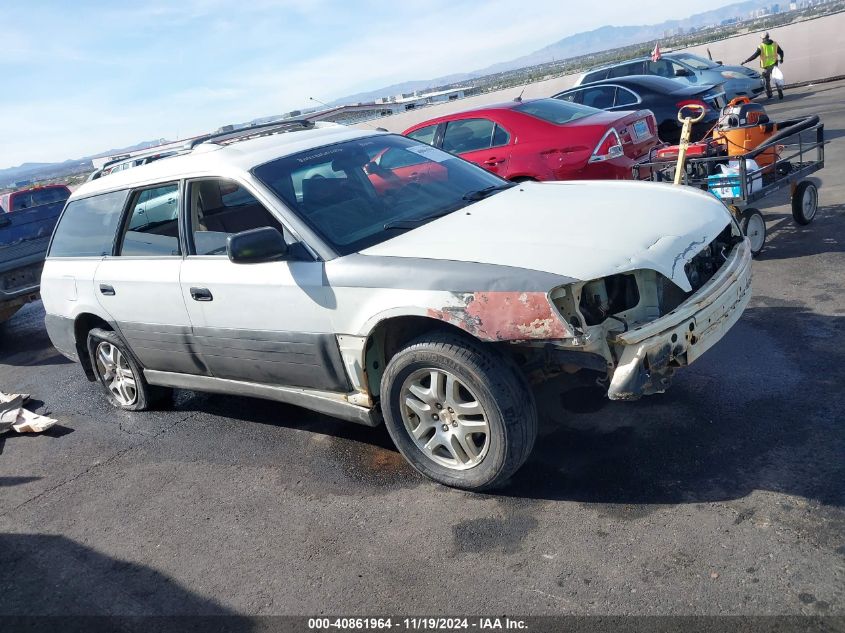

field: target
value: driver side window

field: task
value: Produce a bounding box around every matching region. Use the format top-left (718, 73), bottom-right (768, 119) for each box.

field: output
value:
top-left (187, 179), bottom-right (285, 256)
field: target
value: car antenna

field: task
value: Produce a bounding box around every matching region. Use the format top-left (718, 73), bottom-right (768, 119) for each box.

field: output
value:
top-left (514, 87), bottom-right (526, 103)
top-left (707, 48), bottom-right (713, 60)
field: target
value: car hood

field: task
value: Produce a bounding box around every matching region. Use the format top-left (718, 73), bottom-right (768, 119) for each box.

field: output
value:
top-left (714, 64), bottom-right (760, 80)
top-left (361, 181), bottom-right (734, 292)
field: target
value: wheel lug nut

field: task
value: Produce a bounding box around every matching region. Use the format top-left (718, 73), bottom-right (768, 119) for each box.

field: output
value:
top-left (448, 407), bottom-right (454, 413)
top-left (435, 403), bottom-right (442, 409)
top-left (431, 413), bottom-right (439, 420)
top-left (441, 424), bottom-right (449, 432)
top-left (452, 421), bottom-right (458, 427)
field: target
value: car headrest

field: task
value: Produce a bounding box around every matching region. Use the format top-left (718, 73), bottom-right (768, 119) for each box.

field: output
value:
top-left (301, 177), bottom-right (350, 210)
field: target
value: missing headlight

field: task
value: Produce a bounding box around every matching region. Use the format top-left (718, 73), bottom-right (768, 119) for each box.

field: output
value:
top-left (684, 225), bottom-right (741, 293)
top-left (579, 273), bottom-right (640, 326)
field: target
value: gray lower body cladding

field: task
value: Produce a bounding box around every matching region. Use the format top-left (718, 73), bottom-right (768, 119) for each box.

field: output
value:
top-left (64, 319), bottom-right (351, 393)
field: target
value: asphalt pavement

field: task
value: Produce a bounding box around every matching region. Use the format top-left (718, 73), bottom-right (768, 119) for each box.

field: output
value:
top-left (1, 80), bottom-right (843, 618)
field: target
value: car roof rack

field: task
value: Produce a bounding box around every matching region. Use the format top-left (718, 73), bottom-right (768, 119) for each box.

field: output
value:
top-left (187, 119), bottom-right (316, 149)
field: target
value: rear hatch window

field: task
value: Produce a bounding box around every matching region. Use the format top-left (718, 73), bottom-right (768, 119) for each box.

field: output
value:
top-left (11, 187), bottom-right (70, 211)
top-left (513, 99), bottom-right (599, 125)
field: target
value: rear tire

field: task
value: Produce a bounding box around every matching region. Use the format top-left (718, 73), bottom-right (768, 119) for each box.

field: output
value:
top-left (380, 332), bottom-right (537, 491)
top-left (86, 328), bottom-right (171, 411)
top-left (791, 181), bottom-right (818, 225)
top-left (739, 208), bottom-right (766, 257)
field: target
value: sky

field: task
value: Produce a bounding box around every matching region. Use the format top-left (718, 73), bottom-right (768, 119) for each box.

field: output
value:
top-left (1, 0), bottom-right (736, 168)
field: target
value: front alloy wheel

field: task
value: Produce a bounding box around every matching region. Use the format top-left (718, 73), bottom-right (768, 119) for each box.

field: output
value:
top-left (380, 332), bottom-right (537, 491)
top-left (401, 368), bottom-right (490, 470)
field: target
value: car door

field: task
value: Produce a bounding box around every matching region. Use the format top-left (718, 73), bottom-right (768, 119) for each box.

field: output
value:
top-left (94, 182), bottom-right (204, 375)
top-left (440, 118), bottom-right (511, 176)
top-left (179, 177), bottom-right (347, 392)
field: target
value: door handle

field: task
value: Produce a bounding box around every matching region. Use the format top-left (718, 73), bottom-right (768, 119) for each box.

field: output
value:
top-left (190, 287), bottom-right (213, 302)
top-left (99, 284), bottom-right (115, 296)
top-left (483, 158), bottom-right (504, 166)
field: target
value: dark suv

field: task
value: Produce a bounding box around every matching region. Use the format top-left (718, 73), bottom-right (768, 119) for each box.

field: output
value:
top-left (575, 52), bottom-right (763, 101)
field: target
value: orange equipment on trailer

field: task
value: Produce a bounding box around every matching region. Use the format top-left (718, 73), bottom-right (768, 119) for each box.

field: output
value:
top-left (711, 97), bottom-right (781, 168)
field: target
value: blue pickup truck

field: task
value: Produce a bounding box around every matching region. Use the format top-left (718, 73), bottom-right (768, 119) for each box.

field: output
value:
top-left (0, 185), bottom-right (70, 323)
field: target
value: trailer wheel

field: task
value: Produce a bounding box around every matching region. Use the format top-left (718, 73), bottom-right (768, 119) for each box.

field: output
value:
top-left (791, 181), bottom-right (818, 225)
top-left (740, 208), bottom-right (766, 257)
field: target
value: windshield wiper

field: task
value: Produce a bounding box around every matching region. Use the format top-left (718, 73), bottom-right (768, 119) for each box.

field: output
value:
top-left (382, 185), bottom-right (515, 230)
top-left (383, 208), bottom-right (459, 230)
top-left (461, 183), bottom-right (515, 201)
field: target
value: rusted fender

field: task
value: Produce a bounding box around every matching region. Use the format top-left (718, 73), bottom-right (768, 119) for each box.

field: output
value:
top-left (428, 291), bottom-right (571, 342)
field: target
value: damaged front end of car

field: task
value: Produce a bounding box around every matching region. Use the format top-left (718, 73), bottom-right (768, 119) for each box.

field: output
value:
top-left (549, 224), bottom-right (752, 399)
top-left (426, 224), bottom-right (752, 400)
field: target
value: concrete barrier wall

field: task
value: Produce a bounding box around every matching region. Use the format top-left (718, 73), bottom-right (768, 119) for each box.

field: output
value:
top-left (366, 11), bottom-right (845, 134)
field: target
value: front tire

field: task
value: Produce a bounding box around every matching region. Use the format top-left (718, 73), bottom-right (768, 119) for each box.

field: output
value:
top-left (380, 332), bottom-right (537, 491)
top-left (87, 328), bottom-right (170, 411)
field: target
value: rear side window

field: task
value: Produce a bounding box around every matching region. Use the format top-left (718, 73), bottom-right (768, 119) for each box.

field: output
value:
top-left (555, 90), bottom-right (582, 103)
top-left (581, 86), bottom-right (616, 109)
top-left (615, 87), bottom-right (639, 107)
top-left (607, 61), bottom-right (644, 78)
top-left (513, 99), bottom-right (597, 124)
top-left (407, 125), bottom-right (437, 146)
top-left (11, 187), bottom-right (70, 211)
top-left (646, 59), bottom-right (686, 78)
top-left (441, 118), bottom-right (499, 154)
top-left (49, 190), bottom-right (129, 257)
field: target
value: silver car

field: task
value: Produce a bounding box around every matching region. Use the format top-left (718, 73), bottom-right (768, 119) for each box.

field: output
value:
top-left (576, 52), bottom-right (764, 101)
top-left (41, 121), bottom-right (752, 491)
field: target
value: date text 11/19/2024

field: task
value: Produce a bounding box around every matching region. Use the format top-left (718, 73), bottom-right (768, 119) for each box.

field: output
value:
top-left (308, 617), bottom-right (528, 630)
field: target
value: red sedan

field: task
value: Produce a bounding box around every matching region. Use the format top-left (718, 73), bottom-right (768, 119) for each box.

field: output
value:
top-left (402, 98), bottom-right (658, 181)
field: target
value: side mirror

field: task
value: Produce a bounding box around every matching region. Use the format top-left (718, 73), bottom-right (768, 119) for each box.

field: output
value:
top-left (716, 61), bottom-right (723, 66)
top-left (226, 227), bottom-right (288, 264)
top-left (675, 68), bottom-right (692, 77)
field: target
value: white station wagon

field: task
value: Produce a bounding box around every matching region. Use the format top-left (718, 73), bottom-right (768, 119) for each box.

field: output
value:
top-left (42, 121), bottom-right (752, 490)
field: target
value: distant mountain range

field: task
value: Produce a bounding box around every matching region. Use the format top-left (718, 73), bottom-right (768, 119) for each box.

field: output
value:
top-left (1, 139), bottom-right (168, 187)
top-left (5, 0), bottom-right (774, 182)
top-left (331, 0), bottom-right (771, 104)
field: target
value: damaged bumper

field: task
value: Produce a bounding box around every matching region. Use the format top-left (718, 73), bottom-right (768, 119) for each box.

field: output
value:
top-left (606, 239), bottom-right (753, 400)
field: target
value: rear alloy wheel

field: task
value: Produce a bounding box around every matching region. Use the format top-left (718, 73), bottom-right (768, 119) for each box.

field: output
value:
top-left (87, 328), bottom-right (170, 411)
top-left (95, 341), bottom-right (137, 406)
top-left (381, 332), bottom-right (537, 490)
top-left (791, 181), bottom-right (818, 225)
top-left (739, 208), bottom-right (766, 257)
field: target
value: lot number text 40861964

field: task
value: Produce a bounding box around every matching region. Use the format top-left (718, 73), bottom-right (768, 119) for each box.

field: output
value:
top-left (307, 617), bottom-right (528, 630)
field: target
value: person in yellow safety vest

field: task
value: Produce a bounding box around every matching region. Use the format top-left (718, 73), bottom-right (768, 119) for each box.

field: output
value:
top-left (742, 32), bottom-right (785, 100)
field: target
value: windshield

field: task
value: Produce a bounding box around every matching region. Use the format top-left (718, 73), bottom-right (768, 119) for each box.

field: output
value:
top-left (512, 98), bottom-right (599, 125)
top-left (252, 134), bottom-right (507, 255)
top-left (672, 53), bottom-right (717, 70)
